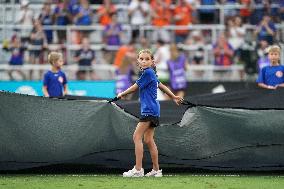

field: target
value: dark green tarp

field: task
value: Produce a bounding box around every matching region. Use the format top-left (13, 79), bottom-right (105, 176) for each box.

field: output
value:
top-left (0, 91), bottom-right (284, 171)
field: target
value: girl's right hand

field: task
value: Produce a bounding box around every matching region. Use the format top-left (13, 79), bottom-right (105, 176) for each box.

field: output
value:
top-left (117, 93), bottom-right (123, 99)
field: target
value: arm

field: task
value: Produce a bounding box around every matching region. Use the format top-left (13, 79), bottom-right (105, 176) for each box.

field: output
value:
top-left (158, 82), bottom-right (183, 105)
top-left (63, 84), bottom-right (68, 96)
top-left (276, 83), bottom-right (284, 88)
top-left (257, 83), bottom-right (277, 90)
top-left (264, 23), bottom-right (275, 36)
top-left (117, 83), bottom-right (139, 98)
top-left (42, 86), bottom-right (49, 97)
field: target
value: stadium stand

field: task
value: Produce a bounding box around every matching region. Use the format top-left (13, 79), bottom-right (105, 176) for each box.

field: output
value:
top-left (0, 0), bottom-right (283, 81)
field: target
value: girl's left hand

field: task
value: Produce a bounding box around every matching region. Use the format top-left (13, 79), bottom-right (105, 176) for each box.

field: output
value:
top-left (173, 96), bottom-right (184, 105)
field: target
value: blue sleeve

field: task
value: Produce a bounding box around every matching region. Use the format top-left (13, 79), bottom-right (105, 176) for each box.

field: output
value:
top-left (43, 72), bottom-right (49, 86)
top-left (136, 69), bottom-right (155, 89)
top-left (256, 67), bottom-right (265, 83)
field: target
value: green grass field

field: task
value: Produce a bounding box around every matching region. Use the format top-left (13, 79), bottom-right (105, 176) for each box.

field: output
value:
top-left (0, 174), bottom-right (284, 189)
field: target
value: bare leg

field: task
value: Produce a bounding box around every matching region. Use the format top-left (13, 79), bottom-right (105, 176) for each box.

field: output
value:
top-left (144, 127), bottom-right (159, 171)
top-left (133, 121), bottom-right (150, 170)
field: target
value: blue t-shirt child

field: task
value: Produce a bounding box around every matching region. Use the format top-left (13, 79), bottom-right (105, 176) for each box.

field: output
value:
top-left (256, 65), bottom-right (284, 87)
top-left (43, 70), bottom-right (67, 97)
top-left (9, 47), bottom-right (25, 65)
top-left (136, 68), bottom-right (160, 117)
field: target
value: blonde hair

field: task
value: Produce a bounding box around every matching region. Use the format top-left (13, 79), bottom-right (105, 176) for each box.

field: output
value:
top-left (48, 52), bottom-right (63, 65)
top-left (137, 49), bottom-right (157, 75)
top-left (266, 45), bottom-right (281, 54)
top-left (137, 49), bottom-right (154, 59)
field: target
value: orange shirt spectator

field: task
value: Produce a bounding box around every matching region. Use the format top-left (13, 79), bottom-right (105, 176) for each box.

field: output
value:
top-left (173, 0), bottom-right (193, 35)
top-left (97, 0), bottom-right (116, 26)
top-left (150, 0), bottom-right (171, 6)
top-left (113, 43), bottom-right (136, 67)
top-left (150, 0), bottom-right (171, 27)
top-left (240, 0), bottom-right (252, 17)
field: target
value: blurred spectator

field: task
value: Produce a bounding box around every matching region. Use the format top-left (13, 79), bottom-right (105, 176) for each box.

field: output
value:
top-left (150, 0), bottom-right (172, 42)
top-left (89, 0), bottom-right (103, 4)
top-left (173, 0), bottom-right (193, 44)
top-left (186, 0), bottom-right (199, 24)
top-left (16, 0), bottom-right (34, 45)
top-left (115, 56), bottom-right (135, 100)
top-left (113, 41), bottom-right (136, 68)
top-left (239, 0), bottom-right (253, 24)
top-left (73, 0), bottom-right (93, 43)
top-left (254, 15), bottom-right (276, 45)
top-left (68, 0), bottom-right (80, 16)
top-left (3, 35), bottom-right (26, 80)
top-left (137, 37), bottom-right (152, 51)
top-left (198, 0), bottom-right (217, 24)
top-left (250, 0), bottom-right (270, 25)
top-left (228, 16), bottom-right (246, 58)
top-left (128, 0), bottom-right (150, 42)
top-left (186, 30), bottom-right (206, 65)
top-left (166, 43), bottom-right (188, 98)
top-left (53, 0), bottom-right (72, 44)
top-left (38, 2), bottom-right (54, 44)
top-left (213, 33), bottom-right (234, 66)
top-left (29, 20), bottom-right (48, 79)
top-left (97, 0), bottom-right (116, 26)
top-left (103, 13), bottom-right (123, 46)
top-left (280, 1), bottom-right (284, 42)
top-left (256, 40), bottom-right (270, 71)
top-left (228, 16), bottom-right (246, 79)
top-left (270, 0), bottom-right (281, 23)
top-left (74, 0), bottom-right (93, 26)
top-left (154, 39), bottom-right (170, 72)
top-left (221, 0), bottom-right (238, 20)
top-left (74, 37), bottom-right (96, 80)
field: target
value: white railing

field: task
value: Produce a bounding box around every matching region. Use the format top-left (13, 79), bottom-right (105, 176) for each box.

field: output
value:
top-left (1, 23), bottom-right (283, 65)
top-left (0, 64), bottom-right (245, 81)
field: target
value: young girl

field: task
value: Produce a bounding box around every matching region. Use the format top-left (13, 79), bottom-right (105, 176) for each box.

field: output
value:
top-left (117, 49), bottom-right (183, 177)
top-left (257, 45), bottom-right (284, 89)
top-left (42, 52), bottom-right (68, 97)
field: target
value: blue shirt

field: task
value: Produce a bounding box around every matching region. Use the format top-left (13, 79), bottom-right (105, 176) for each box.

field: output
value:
top-left (257, 22), bottom-right (276, 45)
top-left (9, 47), bottom-right (25, 65)
top-left (75, 6), bottom-right (92, 25)
top-left (136, 68), bottom-right (160, 117)
top-left (43, 70), bottom-right (67, 97)
top-left (54, 6), bottom-right (70, 25)
top-left (75, 49), bottom-right (95, 66)
top-left (40, 14), bottom-right (53, 43)
top-left (256, 65), bottom-right (284, 87)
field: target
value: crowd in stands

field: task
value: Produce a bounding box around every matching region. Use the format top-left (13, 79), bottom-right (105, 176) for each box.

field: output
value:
top-left (1, 0), bottom-right (284, 82)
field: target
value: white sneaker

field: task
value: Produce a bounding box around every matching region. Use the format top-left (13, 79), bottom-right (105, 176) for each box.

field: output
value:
top-left (145, 169), bottom-right (163, 177)
top-left (123, 166), bottom-right (144, 177)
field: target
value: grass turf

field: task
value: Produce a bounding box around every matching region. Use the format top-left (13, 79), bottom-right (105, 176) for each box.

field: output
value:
top-left (0, 174), bottom-right (284, 189)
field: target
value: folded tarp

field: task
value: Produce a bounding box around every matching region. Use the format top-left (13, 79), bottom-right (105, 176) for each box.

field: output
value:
top-left (0, 90), bottom-right (284, 171)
